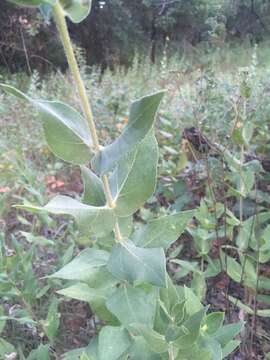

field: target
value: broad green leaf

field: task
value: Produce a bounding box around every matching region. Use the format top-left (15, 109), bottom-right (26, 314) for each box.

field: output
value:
top-left (41, 297), bottom-right (60, 341)
top-left (176, 346), bottom-right (212, 360)
top-left (220, 252), bottom-right (241, 283)
top-left (171, 300), bottom-right (186, 325)
top-left (16, 195), bottom-right (116, 237)
top-left (0, 338), bottom-right (15, 357)
top-left (63, 337), bottom-right (98, 360)
top-left (81, 166), bottom-right (106, 206)
top-left (204, 312), bottom-right (224, 335)
top-left (173, 308), bottom-right (206, 349)
top-left (98, 326), bottom-right (131, 360)
top-left (129, 336), bottom-right (162, 359)
top-left (106, 286), bottom-right (157, 327)
top-left (92, 91), bottom-right (165, 174)
top-left (0, 84), bottom-right (92, 164)
top-left (129, 325), bottom-right (168, 354)
top-left (132, 210), bottom-right (193, 248)
top-left (110, 132), bottom-right (158, 217)
top-left (107, 240), bottom-right (166, 287)
top-left (59, 0), bottom-right (92, 23)
top-left (242, 121), bottom-right (254, 146)
top-left (159, 275), bottom-right (180, 312)
top-left (27, 344), bottom-right (50, 360)
top-left (49, 248), bottom-right (109, 281)
top-left (214, 322), bottom-right (243, 347)
top-left (206, 339), bottom-right (222, 360)
top-left (184, 286), bottom-right (203, 315)
top-left (222, 340), bottom-right (240, 358)
top-left (8, 0), bottom-right (55, 6)
top-left (58, 282), bottom-right (117, 322)
top-left (191, 272), bottom-right (206, 300)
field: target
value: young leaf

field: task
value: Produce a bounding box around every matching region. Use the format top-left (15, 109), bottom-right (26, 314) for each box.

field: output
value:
top-left (129, 325), bottom-right (168, 354)
top-left (107, 240), bottom-right (166, 287)
top-left (173, 308), bottom-right (206, 349)
top-left (92, 91), bottom-right (165, 174)
top-left (132, 210), bottom-right (193, 248)
top-left (110, 132), bottom-right (158, 217)
top-left (98, 326), bottom-right (131, 360)
top-left (49, 248), bottom-right (109, 281)
top-left (16, 195), bottom-right (116, 237)
top-left (0, 84), bottom-right (92, 164)
top-left (204, 312), bottom-right (224, 335)
top-left (129, 336), bottom-right (162, 360)
top-left (106, 286), bottom-right (157, 327)
top-left (81, 166), bottom-right (106, 206)
top-left (59, 0), bottom-right (92, 23)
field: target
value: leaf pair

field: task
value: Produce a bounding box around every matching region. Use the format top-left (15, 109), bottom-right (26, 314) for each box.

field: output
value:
top-left (0, 85), bottom-right (164, 168)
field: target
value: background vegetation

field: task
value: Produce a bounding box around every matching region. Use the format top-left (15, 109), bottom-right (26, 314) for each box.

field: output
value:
top-left (1, 0), bottom-right (270, 359)
top-left (2, 0), bottom-right (270, 71)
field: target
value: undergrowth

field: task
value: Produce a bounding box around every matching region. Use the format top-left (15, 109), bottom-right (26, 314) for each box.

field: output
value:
top-left (1, 42), bottom-right (270, 359)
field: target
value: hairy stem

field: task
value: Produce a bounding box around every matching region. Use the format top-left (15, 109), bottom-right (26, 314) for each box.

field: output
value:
top-left (53, 2), bottom-right (122, 241)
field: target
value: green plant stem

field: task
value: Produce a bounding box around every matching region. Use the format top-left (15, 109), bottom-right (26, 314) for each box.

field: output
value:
top-left (52, 2), bottom-right (122, 241)
top-left (239, 144), bottom-right (244, 225)
top-left (168, 343), bottom-right (174, 360)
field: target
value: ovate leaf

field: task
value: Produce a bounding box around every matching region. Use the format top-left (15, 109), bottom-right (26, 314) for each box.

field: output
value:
top-left (42, 297), bottom-right (60, 341)
top-left (132, 210), bottom-right (193, 248)
top-left (129, 325), bottom-right (168, 354)
top-left (16, 195), bottom-right (116, 237)
top-left (81, 166), bottom-right (106, 206)
top-left (27, 344), bottom-right (50, 360)
top-left (92, 91), bottom-right (165, 174)
top-left (98, 326), bottom-right (131, 360)
top-left (49, 248), bottom-right (109, 281)
top-left (222, 340), bottom-right (240, 358)
top-left (58, 282), bottom-right (117, 322)
top-left (107, 240), bottom-right (166, 287)
top-left (129, 336), bottom-right (162, 360)
top-left (204, 312), bottom-right (224, 335)
top-left (184, 286), bottom-right (203, 315)
top-left (214, 322), bottom-right (243, 347)
top-left (106, 286), bottom-right (157, 327)
top-left (0, 338), bottom-right (15, 357)
top-left (0, 84), bottom-right (92, 164)
top-left (173, 308), bottom-right (206, 349)
top-left (59, 0), bottom-right (92, 23)
top-left (110, 132), bottom-right (158, 216)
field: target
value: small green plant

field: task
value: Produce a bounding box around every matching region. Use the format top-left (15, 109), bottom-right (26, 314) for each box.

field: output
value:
top-left (1, 1), bottom-right (242, 358)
